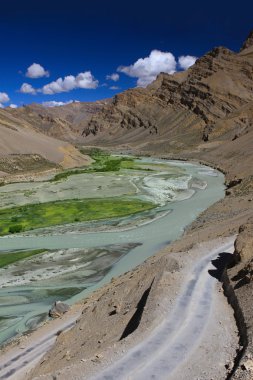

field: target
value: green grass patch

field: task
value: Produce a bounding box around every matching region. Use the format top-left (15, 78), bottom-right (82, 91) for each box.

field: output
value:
top-left (50, 149), bottom-right (140, 182)
top-left (120, 160), bottom-right (154, 171)
top-left (0, 249), bottom-right (47, 268)
top-left (0, 198), bottom-right (155, 236)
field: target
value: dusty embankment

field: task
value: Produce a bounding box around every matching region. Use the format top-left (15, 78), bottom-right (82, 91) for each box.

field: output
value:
top-left (223, 219), bottom-right (253, 379)
top-left (0, 237), bottom-right (238, 380)
top-left (25, 147), bottom-right (253, 379)
top-left (1, 150), bottom-right (253, 380)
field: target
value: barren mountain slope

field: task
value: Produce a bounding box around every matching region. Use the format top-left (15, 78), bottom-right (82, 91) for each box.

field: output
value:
top-left (4, 99), bottom-right (110, 142)
top-left (2, 32), bottom-right (253, 380)
top-left (81, 31), bottom-right (253, 157)
top-left (0, 108), bottom-right (91, 175)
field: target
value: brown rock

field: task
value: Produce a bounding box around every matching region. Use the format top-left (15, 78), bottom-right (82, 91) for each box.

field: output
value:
top-left (49, 301), bottom-right (70, 318)
top-left (234, 219), bottom-right (253, 263)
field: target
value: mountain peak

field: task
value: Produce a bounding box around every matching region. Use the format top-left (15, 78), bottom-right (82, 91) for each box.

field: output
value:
top-left (240, 30), bottom-right (253, 51)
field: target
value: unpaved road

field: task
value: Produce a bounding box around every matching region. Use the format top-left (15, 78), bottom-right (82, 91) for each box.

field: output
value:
top-left (0, 311), bottom-right (81, 380)
top-left (91, 240), bottom-right (236, 380)
top-left (0, 240), bottom-right (237, 380)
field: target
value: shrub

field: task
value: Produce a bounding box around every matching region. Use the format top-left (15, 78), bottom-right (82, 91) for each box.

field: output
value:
top-left (9, 224), bottom-right (23, 234)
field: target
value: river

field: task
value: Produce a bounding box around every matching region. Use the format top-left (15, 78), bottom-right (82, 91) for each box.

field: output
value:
top-left (0, 157), bottom-right (224, 346)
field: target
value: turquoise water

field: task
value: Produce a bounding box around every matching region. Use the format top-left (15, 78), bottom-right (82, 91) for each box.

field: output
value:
top-left (0, 158), bottom-right (224, 345)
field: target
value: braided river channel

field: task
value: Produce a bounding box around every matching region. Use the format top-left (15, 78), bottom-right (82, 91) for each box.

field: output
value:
top-left (0, 157), bottom-right (224, 346)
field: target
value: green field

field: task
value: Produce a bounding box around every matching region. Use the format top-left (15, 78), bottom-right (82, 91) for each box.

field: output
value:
top-left (0, 249), bottom-right (47, 268)
top-left (50, 149), bottom-right (147, 182)
top-left (0, 198), bottom-right (155, 236)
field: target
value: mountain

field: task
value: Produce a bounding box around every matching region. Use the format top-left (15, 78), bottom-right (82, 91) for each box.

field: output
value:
top-left (5, 99), bottom-right (110, 142)
top-left (0, 107), bottom-right (92, 176)
top-left (82, 34), bottom-right (253, 154)
top-left (1, 31), bottom-right (253, 184)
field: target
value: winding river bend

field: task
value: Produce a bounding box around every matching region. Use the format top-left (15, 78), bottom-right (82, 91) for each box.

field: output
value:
top-left (0, 157), bottom-right (224, 346)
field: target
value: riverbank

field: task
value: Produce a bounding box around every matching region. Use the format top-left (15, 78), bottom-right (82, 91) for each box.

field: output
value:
top-left (0, 152), bottom-right (253, 379)
top-left (0, 237), bottom-right (238, 380)
top-left (0, 157), bottom-right (224, 347)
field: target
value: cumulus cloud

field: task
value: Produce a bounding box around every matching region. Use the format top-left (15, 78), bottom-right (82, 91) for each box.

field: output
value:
top-left (20, 83), bottom-right (37, 95)
top-left (26, 63), bottom-right (49, 78)
top-left (9, 104), bottom-right (18, 108)
top-left (178, 55), bottom-right (198, 70)
top-left (118, 50), bottom-right (177, 87)
top-left (0, 92), bottom-right (10, 104)
top-left (106, 73), bottom-right (119, 82)
top-left (42, 71), bottom-right (99, 94)
top-left (42, 100), bottom-right (75, 107)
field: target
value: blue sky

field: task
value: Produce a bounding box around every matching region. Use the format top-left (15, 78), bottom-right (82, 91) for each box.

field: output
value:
top-left (0, 0), bottom-right (253, 108)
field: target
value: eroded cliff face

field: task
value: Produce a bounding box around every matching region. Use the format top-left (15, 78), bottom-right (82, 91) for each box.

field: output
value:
top-left (227, 219), bottom-right (253, 379)
top-left (82, 32), bottom-right (253, 153)
top-left (0, 105), bottom-right (93, 175)
top-left (4, 100), bottom-right (110, 142)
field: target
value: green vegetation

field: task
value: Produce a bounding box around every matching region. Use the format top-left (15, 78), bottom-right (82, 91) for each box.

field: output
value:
top-left (0, 198), bottom-right (155, 236)
top-left (0, 249), bottom-right (47, 268)
top-left (8, 225), bottom-right (23, 234)
top-left (50, 149), bottom-right (148, 182)
top-left (51, 169), bottom-right (87, 182)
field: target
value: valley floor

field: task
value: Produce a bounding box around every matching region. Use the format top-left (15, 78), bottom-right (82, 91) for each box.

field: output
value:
top-left (1, 150), bottom-right (253, 380)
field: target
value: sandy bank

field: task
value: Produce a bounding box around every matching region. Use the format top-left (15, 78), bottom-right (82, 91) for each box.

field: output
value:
top-left (0, 237), bottom-right (238, 380)
top-left (1, 152), bottom-right (253, 380)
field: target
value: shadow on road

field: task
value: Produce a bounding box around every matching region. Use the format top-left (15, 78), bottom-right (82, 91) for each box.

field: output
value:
top-left (208, 252), bottom-right (234, 281)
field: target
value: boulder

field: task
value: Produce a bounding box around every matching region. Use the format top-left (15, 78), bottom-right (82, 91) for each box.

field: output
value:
top-left (234, 218), bottom-right (253, 264)
top-left (49, 301), bottom-right (70, 318)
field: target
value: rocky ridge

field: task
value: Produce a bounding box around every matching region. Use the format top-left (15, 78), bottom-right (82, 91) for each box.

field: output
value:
top-left (5, 99), bottom-right (110, 142)
top-left (0, 106), bottom-right (93, 176)
top-left (0, 100), bottom-right (110, 176)
top-left (1, 31), bottom-right (253, 380)
top-left (225, 219), bottom-right (253, 379)
top-left (82, 32), bottom-right (253, 156)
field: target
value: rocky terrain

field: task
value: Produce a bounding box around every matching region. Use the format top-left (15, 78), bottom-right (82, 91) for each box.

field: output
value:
top-left (3, 99), bottom-right (109, 142)
top-left (83, 31), bottom-right (253, 155)
top-left (227, 219), bottom-right (253, 379)
top-left (1, 31), bottom-right (253, 379)
top-left (33, 30), bottom-right (253, 379)
top-left (21, 99), bottom-right (110, 141)
top-left (0, 104), bottom-right (98, 177)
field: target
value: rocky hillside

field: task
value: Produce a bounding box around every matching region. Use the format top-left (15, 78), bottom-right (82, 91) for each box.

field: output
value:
top-left (0, 99), bottom-right (111, 176)
top-left (4, 99), bottom-right (110, 142)
top-left (1, 32), bottom-right (253, 182)
top-left (227, 218), bottom-right (253, 379)
top-left (82, 31), bottom-right (253, 158)
top-left (0, 107), bottom-right (92, 177)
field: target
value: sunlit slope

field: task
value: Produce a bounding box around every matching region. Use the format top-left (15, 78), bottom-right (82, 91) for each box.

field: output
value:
top-left (0, 108), bottom-right (91, 172)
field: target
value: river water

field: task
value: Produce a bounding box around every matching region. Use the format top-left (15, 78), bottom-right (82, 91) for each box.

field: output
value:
top-left (0, 158), bottom-right (224, 346)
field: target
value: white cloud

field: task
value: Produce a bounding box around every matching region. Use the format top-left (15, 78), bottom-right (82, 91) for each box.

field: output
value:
top-left (20, 83), bottom-right (37, 95)
top-left (26, 63), bottom-right (49, 78)
top-left (9, 104), bottom-right (18, 108)
top-left (0, 103), bottom-right (4, 108)
top-left (0, 92), bottom-right (10, 103)
top-left (178, 55), bottom-right (198, 70)
top-left (109, 86), bottom-right (120, 90)
top-left (42, 100), bottom-right (75, 107)
top-left (118, 50), bottom-right (177, 87)
top-left (106, 73), bottom-right (119, 82)
top-left (42, 71), bottom-right (99, 94)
